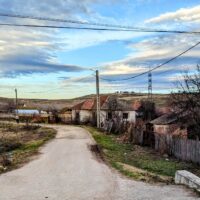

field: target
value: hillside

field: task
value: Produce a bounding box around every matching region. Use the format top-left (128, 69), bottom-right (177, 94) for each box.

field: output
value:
top-left (0, 93), bottom-right (169, 110)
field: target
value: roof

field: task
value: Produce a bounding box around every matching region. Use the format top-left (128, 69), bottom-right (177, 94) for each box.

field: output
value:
top-left (72, 96), bottom-right (143, 111)
top-left (72, 96), bottom-right (108, 110)
top-left (81, 99), bottom-right (95, 110)
top-left (132, 101), bottom-right (142, 111)
top-left (101, 96), bottom-right (141, 111)
top-left (150, 113), bottom-right (178, 125)
top-left (72, 102), bottom-right (84, 110)
top-left (16, 109), bottom-right (40, 114)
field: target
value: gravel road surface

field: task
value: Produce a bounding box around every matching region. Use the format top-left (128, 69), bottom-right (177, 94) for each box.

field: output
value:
top-left (0, 125), bottom-right (198, 200)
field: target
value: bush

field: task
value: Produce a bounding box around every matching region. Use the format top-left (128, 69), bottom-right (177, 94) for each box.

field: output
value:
top-left (0, 139), bottom-right (22, 153)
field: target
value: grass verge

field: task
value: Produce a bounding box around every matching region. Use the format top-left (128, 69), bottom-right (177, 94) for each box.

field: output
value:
top-left (84, 126), bottom-right (200, 183)
top-left (0, 123), bottom-right (56, 173)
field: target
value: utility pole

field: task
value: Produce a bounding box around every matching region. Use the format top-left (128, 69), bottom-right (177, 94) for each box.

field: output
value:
top-left (148, 69), bottom-right (152, 101)
top-left (15, 88), bottom-right (18, 114)
top-left (96, 70), bottom-right (100, 128)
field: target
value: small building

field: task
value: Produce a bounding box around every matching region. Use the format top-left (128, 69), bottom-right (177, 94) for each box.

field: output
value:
top-left (71, 96), bottom-right (108, 124)
top-left (150, 113), bottom-right (187, 137)
top-left (149, 113), bottom-right (188, 154)
top-left (15, 109), bottom-right (50, 123)
top-left (71, 96), bottom-right (143, 126)
top-left (100, 96), bottom-right (142, 125)
top-left (58, 108), bottom-right (72, 124)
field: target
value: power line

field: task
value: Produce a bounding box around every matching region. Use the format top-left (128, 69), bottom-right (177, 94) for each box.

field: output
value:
top-left (0, 22), bottom-right (200, 34)
top-left (1, 13), bottom-right (200, 35)
top-left (100, 40), bottom-right (200, 82)
top-left (0, 12), bottom-right (136, 29)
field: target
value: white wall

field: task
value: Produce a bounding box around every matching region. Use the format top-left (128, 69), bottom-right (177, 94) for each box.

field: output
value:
top-left (128, 111), bottom-right (136, 122)
top-left (80, 110), bottom-right (93, 123)
top-left (72, 110), bottom-right (77, 121)
top-left (100, 110), bottom-right (136, 126)
top-left (72, 109), bottom-right (137, 124)
top-left (72, 110), bottom-right (93, 123)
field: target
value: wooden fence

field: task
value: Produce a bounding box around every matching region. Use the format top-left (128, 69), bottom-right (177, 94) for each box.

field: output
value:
top-left (155, 134), bottom-right (200, 164)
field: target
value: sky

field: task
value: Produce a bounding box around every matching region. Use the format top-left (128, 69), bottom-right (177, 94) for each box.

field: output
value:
top-left (0, 0), bottom-right (200, 99)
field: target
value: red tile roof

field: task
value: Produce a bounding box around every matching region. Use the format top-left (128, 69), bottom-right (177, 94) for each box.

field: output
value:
top-left (81, 99), bottom-right (95, 110)
top-left (72, 102), bottom-right (84, 110)
top-left (72, 96), bottom-right (108, 110)
top-left (131, 101), bottom-right (142, 111)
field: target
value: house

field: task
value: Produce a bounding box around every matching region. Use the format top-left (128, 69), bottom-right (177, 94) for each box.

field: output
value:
top-left (58, 107), bottom-right (72, 124)
top-left (71, 96), bottom-right (143, 126)
top-left (150, 113), bottom-right (187, 138)
top-left (100, 96), bottom-right (142, 125)
top-left (71, 96), bottom-right (108, 124)
top-left (147, 113), bottom-right (188, 154)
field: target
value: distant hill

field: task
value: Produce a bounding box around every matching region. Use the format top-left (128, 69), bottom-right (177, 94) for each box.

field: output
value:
top-left (0, 93), bottom-right (169, 111)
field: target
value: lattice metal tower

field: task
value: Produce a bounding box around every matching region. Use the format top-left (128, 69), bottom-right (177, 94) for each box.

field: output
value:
top-left (148, 70), bottom-right (152, 100)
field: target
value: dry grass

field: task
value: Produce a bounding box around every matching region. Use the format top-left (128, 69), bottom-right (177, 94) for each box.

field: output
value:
top-left (0, 123), bottom-right (56, 173)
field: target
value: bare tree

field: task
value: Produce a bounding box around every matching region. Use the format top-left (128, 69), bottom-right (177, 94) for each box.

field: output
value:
top-left (170, 65), bottom-right (200, 139)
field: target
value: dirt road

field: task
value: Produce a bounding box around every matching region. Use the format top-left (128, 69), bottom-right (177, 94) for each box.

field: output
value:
top-left (0, 125), bottom-right (198, 200)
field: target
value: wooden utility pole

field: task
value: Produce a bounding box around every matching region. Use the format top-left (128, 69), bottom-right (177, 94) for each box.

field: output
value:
top-left (15, 88), bottom-right (18, 114)
top-left (96, 70), bottom-right (100, 128)
top-left (148, 69), bottom-right (152, 101)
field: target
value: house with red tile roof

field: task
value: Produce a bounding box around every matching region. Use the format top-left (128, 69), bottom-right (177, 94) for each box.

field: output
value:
top-left (71, 95), bottom-right (143, 126)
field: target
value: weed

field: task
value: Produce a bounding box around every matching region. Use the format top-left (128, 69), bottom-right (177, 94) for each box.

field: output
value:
top-left (85, 126), bottom-right (200, 183)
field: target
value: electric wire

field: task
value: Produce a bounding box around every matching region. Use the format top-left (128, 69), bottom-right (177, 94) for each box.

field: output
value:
top-left (1, 13), bottom-right (200, 34)
top-left (100, 41), bottom-right (200, 82)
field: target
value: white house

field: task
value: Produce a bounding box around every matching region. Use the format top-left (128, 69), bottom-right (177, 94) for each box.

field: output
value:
top-left (71, 96), bottom-right (142, 126)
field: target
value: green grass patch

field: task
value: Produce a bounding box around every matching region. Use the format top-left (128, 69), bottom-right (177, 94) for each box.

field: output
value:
top-left (85, 126), bottom-right (200, 183)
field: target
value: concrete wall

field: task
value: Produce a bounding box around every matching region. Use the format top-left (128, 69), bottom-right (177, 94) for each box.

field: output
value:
top-left (72, 109), bottom-right (137, 125)
top-left (79, 110), bottom-right (93, 123)
top-left (100, 110), bottom-right (136, 126)
top-left (72, 110), bottom-right (93, 123)
top-left (175, 170), bottom-right (200, 192)
top-left (72, 110), bottom-right (77, 121)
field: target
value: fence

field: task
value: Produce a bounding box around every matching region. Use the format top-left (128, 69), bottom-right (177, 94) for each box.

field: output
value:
top-left (155, 134), bottom-right (200, 164)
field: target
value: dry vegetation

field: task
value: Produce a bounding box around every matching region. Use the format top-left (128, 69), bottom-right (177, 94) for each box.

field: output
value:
top-left (0, 123), bottom-right (56, 173)
top-left (85, 126), bottom-right (200, 184)
top-left (0, 93), bottom-right (169, 111)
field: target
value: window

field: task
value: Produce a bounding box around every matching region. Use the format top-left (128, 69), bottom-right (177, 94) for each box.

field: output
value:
top-left (107, 112), bottom-right (112, 120)
top-left (123, 113), bottom-right (128, 120)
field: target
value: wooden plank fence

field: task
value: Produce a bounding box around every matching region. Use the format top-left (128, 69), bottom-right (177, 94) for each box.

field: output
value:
top-left (155, 134), bottom-right (200, 164)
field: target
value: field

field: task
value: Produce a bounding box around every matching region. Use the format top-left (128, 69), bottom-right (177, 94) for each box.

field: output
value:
top-left (0, 123), bottom-right (56, 173)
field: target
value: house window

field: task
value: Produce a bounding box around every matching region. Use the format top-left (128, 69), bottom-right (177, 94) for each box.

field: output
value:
top-left (107, 112), bottom-right (112, 120)
top-left (123, 113), bottom-right (129, 120)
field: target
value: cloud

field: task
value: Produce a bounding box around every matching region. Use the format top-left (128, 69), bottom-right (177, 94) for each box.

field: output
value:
top-left (145, 5), bottom-right (200, 24)
top-left (98, 32), bottom-right (200, 89)
top-left (0, 0), bottom-right (127, 77)
top-left (60, 31), bottom-right (143, 51)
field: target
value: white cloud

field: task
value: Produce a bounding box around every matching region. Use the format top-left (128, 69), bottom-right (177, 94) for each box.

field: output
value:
top-left (98, 32), bottom-right (200, 82)
top-left (0, 0), bottom-right (132, 77)
top-left (145, 5), bottom-right (200, 24)
top-left (60, 31), bottom-right (143, 51)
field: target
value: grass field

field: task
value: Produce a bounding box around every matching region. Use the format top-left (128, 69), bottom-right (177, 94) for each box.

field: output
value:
top-left (85, 126), bottom-right (200, 183)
